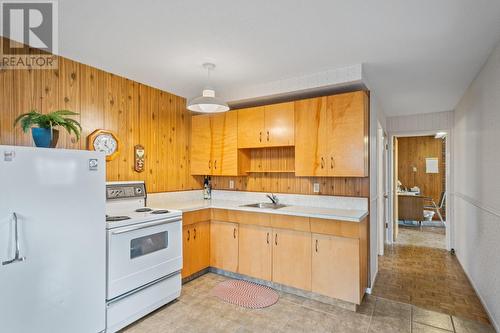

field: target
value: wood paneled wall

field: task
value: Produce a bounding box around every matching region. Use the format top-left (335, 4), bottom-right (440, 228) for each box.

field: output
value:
top-left (0, 37), bottom-right (368, 197)
top-left (211, 147), bottom-right (369, 196)
top-left (397, 136), bottom-right (445, 205)
top-left (0, 37), bottom-right (200, 192)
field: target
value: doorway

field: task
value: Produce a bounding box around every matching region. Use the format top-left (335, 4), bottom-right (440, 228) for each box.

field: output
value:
top-left (392, 134), bottom-right (448, 249)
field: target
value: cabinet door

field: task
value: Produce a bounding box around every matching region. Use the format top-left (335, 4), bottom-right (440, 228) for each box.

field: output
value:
top-left (192, 221), bottom-right (210, 273)
top-left (272, 229), bottom-right (311, 290)
top-left (182, 226), bottom-right (193, 278)
top-left (210, 221), bottom-right (238, 272)
top-left (311, 234), bottom-right (360, 304)
top-left (211, 111), bottom-right (238, 176)
top-left (191, 114), bottom-right (213, 175)
top-left (294, 97), bottom-right (329, 176)
top-left (326, 91), bottom-right (368, 177)
top-left (238, 224), bottom-right (272, 281)
top-left (264, 102), bottom-right (294, 147)
top-left (237, 106), bottom-right (265, 148)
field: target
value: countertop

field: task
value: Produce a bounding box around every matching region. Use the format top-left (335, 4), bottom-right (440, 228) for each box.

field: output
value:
top-left (151, 199), bottom-right (368, 222)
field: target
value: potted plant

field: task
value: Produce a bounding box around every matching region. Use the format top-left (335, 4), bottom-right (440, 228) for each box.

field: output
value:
top-left (14, 110), bottom-right (82, 148)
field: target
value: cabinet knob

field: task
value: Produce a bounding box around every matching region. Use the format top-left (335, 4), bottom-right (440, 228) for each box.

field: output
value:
top-left (320, 157), bottom-right (325, 169)
top-left (267, 130), bottom-right (270, 142)
top-left (330, 156), bottom-right (334, 169)
top-left (266, 232), bottom-right (270, 244)
top-left (208, 160), bottom-right (211, 169)
top-left (187, 229), bottom-right (190, 241)
top-left (233, 227), bottom-right (236, 239)
top-left (259, 131), bottom-right (262, 142)
top-left (194, 228), bottom-right (196, 240)
top-left (275, 233), bottom-right (278, 246)
top-left (315, 239), bottom-right (318, 252)
top-left (214, 160), bottom-right (217, 169)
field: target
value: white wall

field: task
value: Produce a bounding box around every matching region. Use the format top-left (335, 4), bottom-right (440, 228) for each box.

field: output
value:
top-left (453, 41), bottom-right (500, 331)
top-left (387, 110), bottom-right (453, 134)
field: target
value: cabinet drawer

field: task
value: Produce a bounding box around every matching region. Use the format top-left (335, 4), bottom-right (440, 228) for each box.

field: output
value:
top-left (183, 209), bottom-right (211, 226)
top-left (309, 218), bottom-right (360, 238)
top-left (270, 214), bottom-right (310, 232)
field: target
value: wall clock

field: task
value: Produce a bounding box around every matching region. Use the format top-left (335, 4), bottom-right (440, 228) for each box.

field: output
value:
top-left (87, 129), bottom-right (120, 161)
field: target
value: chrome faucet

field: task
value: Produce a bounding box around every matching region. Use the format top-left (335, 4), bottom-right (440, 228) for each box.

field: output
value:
top-left (266, 193), bottom-right (279, 205)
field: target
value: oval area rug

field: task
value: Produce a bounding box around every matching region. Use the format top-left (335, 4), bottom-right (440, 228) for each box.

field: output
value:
top-left (212, 279), bottom-right (279, 309)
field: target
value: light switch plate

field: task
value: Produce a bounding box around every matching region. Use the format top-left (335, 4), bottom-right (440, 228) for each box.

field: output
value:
top-left (229, 180), bottom-right (235, 189)
top-left (313, 183), bottom-right (320, 193)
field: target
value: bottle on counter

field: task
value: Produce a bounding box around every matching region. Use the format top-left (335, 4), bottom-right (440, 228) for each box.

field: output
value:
top-left (207, 176), bottom-right (212, 200)
top-left (203, 176), bottom-right (210, 200)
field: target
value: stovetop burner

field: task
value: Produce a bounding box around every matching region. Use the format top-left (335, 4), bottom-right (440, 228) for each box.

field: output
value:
top-left (135, 208), bottom-right (153, 212)
top-left (106, 215), bottom-right (131, 222)
top-left (151, 209), bottom-right (169, 214)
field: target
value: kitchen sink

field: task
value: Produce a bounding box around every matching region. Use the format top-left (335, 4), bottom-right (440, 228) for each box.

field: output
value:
top-left (241, 202), bottom-right (288, 209)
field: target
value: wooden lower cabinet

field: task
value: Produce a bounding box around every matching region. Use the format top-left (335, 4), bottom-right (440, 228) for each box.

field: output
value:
top-left (182, 221), bottom-right (210, 278)
top-left (312, 233), bottom-right (361, 304)
top-left (238, 224), bottom-right (272, 281)
top-left (272, 229), bottom-right (312, 291)
top-left (210, 221), bottom-right (239, 272)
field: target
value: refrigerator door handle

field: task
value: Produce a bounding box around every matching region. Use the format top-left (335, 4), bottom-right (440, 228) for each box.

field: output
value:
top-left (2, 212), bottom-right (26, 266)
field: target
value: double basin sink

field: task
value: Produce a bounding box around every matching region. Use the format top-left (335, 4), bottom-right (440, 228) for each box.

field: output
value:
top-left (240, 202), bottom-right (287, 210)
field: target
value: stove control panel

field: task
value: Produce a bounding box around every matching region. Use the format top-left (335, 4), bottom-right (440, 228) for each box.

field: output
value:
top-left (106, 182), bottom-right (146, 200)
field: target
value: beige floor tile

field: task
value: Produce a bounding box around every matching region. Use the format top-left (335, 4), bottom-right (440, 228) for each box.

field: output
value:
top-left (453, 316), bottom-right (496, 333)
top-left (412, 322), bottom-right (453, 332)
top-left (412, 306), bottom-right (454, 331)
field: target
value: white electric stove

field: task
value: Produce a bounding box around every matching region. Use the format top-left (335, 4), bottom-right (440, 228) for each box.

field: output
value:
top-left (105, 181), bottom-right (182, 333)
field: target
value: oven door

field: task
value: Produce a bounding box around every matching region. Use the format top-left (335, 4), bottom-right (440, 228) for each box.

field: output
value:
top-left (107, 216), bottom-right (182, 299)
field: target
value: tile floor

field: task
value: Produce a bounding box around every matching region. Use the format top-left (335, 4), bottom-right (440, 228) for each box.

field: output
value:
top-left (121, 273), bottom-right (495, 333)
top-left (372, 244), bottom-right (491, 325)
top-left (396, 225), bottom-right (446, 249)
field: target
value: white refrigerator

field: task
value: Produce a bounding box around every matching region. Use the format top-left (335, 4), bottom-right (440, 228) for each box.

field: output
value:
top-left (0, 146), bottom-right (106, 333)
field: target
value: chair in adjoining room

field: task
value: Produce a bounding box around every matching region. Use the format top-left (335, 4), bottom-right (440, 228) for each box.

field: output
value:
top-left (423, 192), bottom-right (446, 224)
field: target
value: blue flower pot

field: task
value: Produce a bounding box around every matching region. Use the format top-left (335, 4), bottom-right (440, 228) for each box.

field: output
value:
top-left (31, 128), bottom-right (59, 148)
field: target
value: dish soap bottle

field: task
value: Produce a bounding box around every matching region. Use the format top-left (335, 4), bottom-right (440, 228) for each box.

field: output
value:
top-left (203, 176), bottom-right (210, 200)
top-left (207, 176), bottom-right (212, 200)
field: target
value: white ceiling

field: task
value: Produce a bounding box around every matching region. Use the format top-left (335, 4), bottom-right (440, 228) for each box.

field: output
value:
top-left (56, 0), bottom-right (500, 116)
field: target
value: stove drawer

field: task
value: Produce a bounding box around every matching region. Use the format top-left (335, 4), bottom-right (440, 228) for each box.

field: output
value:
top-left (107, 217), bottom-right (182, 299)
top-left (106, 272), bottom-right (181, 333)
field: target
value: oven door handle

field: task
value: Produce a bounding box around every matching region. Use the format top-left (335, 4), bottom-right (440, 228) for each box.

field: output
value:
top-left (110, 217), bottom-right (180, 235)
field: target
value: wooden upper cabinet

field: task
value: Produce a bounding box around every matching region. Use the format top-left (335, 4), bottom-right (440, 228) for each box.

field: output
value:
top-left (326, 91), bottom-right (369, 177)
top-left (264, 102), bottom-right (295, 147)
top-left (191, 114), bottom-right (212, 175)
top-left (294, 97), bottom-right (328, 176)
top-left (295, 91), bottom-right (369, 177)
top-left (237, 102), bottom-right (294, 148)
top-left (191, 111), bottom-right (247, 176)
top-left (237, 106), bottom-right (265, 148)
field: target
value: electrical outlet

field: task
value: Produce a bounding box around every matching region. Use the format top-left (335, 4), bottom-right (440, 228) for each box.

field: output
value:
top-left (229, 180), bottom-right (235, 189)
top-left (313, 183), bottom-right (320, 193)
top-left (412, 166), bottom-right (417, 172)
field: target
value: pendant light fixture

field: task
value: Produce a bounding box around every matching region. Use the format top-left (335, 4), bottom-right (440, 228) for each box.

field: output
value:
top-left (187, 63), bottom-right (229, 113)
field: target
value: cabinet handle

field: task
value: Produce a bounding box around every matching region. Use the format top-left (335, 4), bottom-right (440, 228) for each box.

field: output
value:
top-left (214, 160), bottom-right (217, 170)
top-left (330, 156), bottom-right (334, 169)
top-left (187, 229), bottom-right (190, 241)
top-left (259, 131), bottom-right (262, 142)
top-left (208, 160), bottom-right (211, 169)
top-left (267, 130), bottom-right (270, 142)
top-left (315, 239), bottom-right (318, 252)
top-left (275, 233), bottom-right (278, 246)
top-left (320, 157), bottom-right (325, 169)
top-left (233, 227), bottom-right (236, 239)
top-left (194, 228), bottom-right (196, 240)
top-left (267, 232), bottom-right (270, 244)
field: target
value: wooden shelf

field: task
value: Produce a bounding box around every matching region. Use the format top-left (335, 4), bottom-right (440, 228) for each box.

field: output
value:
top-left (245, 170), bottom-right (295, 173)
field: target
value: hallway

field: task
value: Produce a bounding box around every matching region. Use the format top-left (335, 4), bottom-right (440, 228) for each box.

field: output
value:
top-left (372, 244), bottom-right (492, 327)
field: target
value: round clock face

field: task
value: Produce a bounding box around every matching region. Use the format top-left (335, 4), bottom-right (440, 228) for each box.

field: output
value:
top-left (93, 134), bottom-right (117, 156)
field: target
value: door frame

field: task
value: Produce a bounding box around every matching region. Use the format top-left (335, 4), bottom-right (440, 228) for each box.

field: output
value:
top-left (387, 130), bottom-right (452, 251)
top-left (377, 123), bottom-right (389, 255)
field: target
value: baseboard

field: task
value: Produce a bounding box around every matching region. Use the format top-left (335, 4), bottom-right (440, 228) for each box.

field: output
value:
top-left (455, 252), bottom-right (499, 332)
